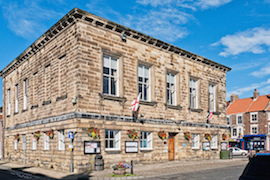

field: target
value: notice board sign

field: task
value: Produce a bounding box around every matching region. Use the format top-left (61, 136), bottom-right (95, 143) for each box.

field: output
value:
top-left (84, 141), bottom-right (101, 154)
top-left (202, 142), bottom-right (210, 151)
top-left (125, 141), bottom-right (138, 153)
top-left (221, 142), bottom-right (227, 150)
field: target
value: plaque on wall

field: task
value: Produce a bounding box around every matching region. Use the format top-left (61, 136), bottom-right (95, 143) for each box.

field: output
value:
top-left (203, 142), bottom-right (210, 151)
top-left (125, 141), bottom-right (138, 153)
top-left (84, 141), bottom-right (101, 154)
top-left (221, 142), bottom-right (227, 150)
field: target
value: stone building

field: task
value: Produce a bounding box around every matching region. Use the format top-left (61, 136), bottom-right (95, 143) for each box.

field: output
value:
top-left (0, 8), bottom-right (231, 172)
top-left (227, 89), bottom-right (270, 150)
top-left (0, 107), bottom-right (3, 159)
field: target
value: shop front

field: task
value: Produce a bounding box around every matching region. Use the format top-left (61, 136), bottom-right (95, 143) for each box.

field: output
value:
top-left (244, 134), bottom-right (266, 151)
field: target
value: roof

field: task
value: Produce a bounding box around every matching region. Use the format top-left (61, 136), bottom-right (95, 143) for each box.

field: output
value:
top-left (0, 8), bottom-right (231, 78)
top-left (227, 94), bottom-right (270, 115)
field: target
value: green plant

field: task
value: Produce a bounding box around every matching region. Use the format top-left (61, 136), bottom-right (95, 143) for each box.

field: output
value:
top-left (127, 129), bottom-right (139, 140)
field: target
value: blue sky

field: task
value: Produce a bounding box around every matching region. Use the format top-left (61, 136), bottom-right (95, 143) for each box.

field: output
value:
top-left (1, 0), bottom-right (270, 105)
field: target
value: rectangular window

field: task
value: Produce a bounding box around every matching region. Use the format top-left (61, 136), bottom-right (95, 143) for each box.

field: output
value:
top-left (237, 115), bottom-right (243, 124)
top-left (190, 79), bottom-right (197, 108)
top-left (58, 130), bottom-right (65, 151)
top-left (226, 116), bottom-right (230, 125)
top-left (32, 137), bottom-right (37, 150)
top-left (268, 122), bottom-right (270, 134)
top-left (15, 84), bottom-right (19, 113)
top-left (105, 130), bottom-right (120, 150)
top-left (268, 112), bottom-right (270, 121)
top-left (209, 84), bottom-right (216, 112)
top-left (14, 139), bottom-right (18, 150)
top-left (7, 89), bottom-right (11, 115)
top-left (140, 131), bottom-right (153, 150)
top-left (103, 55), bottom-right (118, 96)
top-left (138, 65), bottom-right (150, 101)
top-left (238, 127), bottom-right (243, 136)
top-left (251, 125), bottom-right (258, 135)
top-left (211, 134), bottom-right (218, 149)
top-left (250, 112), bottom-right (258, 122)
top-left (23, 79), bottom-right (28, 110)
top-left (167, 73), bottom-right (176, 105)
top-left (44, 133), bottom-right (49, 150)
top-left (232, 128), bottom-right (237, 137)
top-left (192, 134), bottom-right (200, 149)
top-left (23, 135), bottom-right (26, 150)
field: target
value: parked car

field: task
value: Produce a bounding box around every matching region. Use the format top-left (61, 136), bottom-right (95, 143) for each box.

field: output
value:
top-left (239, 153), bottom-right (270, 180)
top-left (228, 147), bottom-right (248, 156)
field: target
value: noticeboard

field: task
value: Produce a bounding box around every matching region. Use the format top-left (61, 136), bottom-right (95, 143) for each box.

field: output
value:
top-left (84, 141), bottom-right (101, 154)
top-left (221, 142), bottom-right (227, 150)
top-left (202, 142), bottom-right (210, 151)
top-left (125, 141), bottom-right (138, 153)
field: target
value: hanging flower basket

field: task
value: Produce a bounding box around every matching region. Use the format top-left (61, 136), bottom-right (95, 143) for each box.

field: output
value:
top-left (87, 127), bottom-right (100, 139)
top-left (158, 131), bottom-right (167, 140)
top-left (127, 129), bottom-right (139, 140)
top-left (229, 133), bottom-right (231, 138)
top-left (33, 131), bottom-right (41, 141)
top-left (222, 134), bottom-right (227, 140)
top-left (184, 132), bottom-right (191, 141)
top-left (14, 133), bottom-right (20, 141)
top-left (205, 134), bottom-right (212, 141)
top-left (46, 129), bottom-right (54, 139)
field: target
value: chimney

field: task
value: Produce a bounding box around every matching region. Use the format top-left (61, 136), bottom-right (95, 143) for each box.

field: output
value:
top-left (253, 89), bottom-right (259, 99)
top-left (230, 94), bottom-right (239, 102)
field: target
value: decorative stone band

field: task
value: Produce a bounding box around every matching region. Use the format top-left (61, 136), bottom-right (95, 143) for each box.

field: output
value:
top-left (6, 112), bottom-right (229, 130)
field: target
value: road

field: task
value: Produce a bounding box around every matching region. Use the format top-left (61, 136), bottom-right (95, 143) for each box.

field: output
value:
top-left (145, 164), bottom-right (246, 180)
top-left (0, 169), bottom-right (41, 180)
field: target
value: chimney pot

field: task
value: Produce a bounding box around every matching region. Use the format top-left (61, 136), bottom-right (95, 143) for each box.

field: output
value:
top-left (254, 89), bottom-right (259, 99)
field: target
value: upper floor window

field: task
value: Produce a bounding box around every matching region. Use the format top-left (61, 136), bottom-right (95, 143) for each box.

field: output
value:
top-left (237, 115), bottom-right (243, 124)
top-left (103, 55), bottom-right (118, 96)
top-left (251, 125), bottom-right (258, 135)
top-left (167, 73), bottom-right (176, 105)
top-left (192, 133), bottom-right (200, 149)
top-left (15, 84), bottom-right (19, 113)
top-left (209, 84), bottom-right (216, 112)
top-left (7, 89), bottom-right (11, 115)
top-left (268, 112), bottom-right (270, 120)
top-left (23, 79), bottom-right (28, 110)
top-left (105, 130), bottom-right (120, 150)
top-left (140, 131), bottom-right (153, 150)
top-left (138, 65), bottom-right (150, 101)
top-left (190, 78), bottom-right (198, 109)
top-left (250, 112), bottom-right (258, 122)
top-left (226, 116), bottom-right (230, 125)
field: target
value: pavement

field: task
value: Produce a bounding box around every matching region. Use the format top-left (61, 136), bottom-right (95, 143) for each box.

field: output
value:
top-left (0, 157), bottom-right (248, 180)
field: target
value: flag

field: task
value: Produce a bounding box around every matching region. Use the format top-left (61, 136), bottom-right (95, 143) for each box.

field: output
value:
top-left (207, 111), bottom-right (213, 123)
top-left (131, 93), bottom-right (141, 112)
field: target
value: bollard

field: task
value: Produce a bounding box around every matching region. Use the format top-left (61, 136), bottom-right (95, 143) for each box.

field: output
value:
top-left (131, 160), bottom-right (133, 174)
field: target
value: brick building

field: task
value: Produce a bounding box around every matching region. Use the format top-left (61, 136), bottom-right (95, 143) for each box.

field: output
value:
top-left (227, 89), bottom-right (270, 150)
top-left (0, 8), bottom-right (231, 172)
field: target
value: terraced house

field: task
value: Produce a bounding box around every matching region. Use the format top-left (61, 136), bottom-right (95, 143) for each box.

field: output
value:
top-left (0, 8), bottom-right (231, 172)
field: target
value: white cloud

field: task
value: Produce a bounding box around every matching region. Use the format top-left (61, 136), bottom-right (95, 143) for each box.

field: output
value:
top-left (251, 65), bottom-right (270, 77)
top-left (196, 0), bottom-right (232, 10)
top-left (230, 62), bottom-right (262, 71)
top-left (2, 1), bottom-right (63, 38)
top-left (213, 27), bottom-right (270, 57)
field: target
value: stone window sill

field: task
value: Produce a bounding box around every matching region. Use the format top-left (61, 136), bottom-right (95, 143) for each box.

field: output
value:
top-left (165, 104), bottom-right (182, 111)
top-left (140, 148), bottom-right (153, 151)
top-left (22, 109), bottom-right (28, 113)
top-left (31, 105), bottom-right (39, 109)
top-left (140, 101), bottom-right (158, 106)
top-left (14, 112), bottom-right (19, 115)
top-left (189, 108), bottom-right (203, 113)
top-left (192, 147), bottom-right (200, 150)
top-left (42, 100), bottom-right (51, 106)
top-left (6, 115), bottom-right (10, 117)
top-left (213, 112), bottom-right (221, 115)
top-left (99, 93), bottom-right (126, 104)
top-left (56, 94), bottom-right (68, 101)
top-left (105, 148), bottom-right (121, 152)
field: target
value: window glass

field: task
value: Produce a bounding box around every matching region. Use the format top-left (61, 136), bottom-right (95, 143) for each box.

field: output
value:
top-left (103, 55), bottom-right (118, 95)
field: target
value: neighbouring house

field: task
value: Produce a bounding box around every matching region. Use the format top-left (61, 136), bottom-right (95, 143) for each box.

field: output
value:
top-left (0, 8), bottom-right (231, 172)
top-left (227, 89), bottom-right (270, 150)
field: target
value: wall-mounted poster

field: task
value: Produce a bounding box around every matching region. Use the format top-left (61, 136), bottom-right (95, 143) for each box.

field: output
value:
top-left (125, 141), bottom-right (138, 153)
top-left (221, 142), bottom-right (227, 150)
top-left (203, 142), bottom-right (210, 151)
top-left (84, 141), bottom-right (101, 154)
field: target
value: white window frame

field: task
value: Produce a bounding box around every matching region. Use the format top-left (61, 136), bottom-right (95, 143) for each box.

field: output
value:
top-left (32, 137), bottom-right (37, 150)
top-left (209, 84), bottom-right (216, 112)
top-left (22, 135), bottom-right (26, 150)
top-left (138, 65), bottom-right (151, 101)
top-left (232, 128), bottom-right (237, 137)
top-left (192, 134), bottom-right (200, 149)
top-left (58, 130), bottom-right (65, 151)
top-left (105, 130), bottom-right (121, 151)
top-left (140, 131), bottom-right (153, 150)
top-left (268, 122), bottom-right (270, 134)
top-left (237, 114), bottom-right (243, 124)
top-left (238, 127), bottom-right (243, 137)
top-left (14, 139), bottom-right (18, 150)
top-left (23, 79), bottom-right (28, 110)
top-left (166, 73), bottom-right (176, 105)
top-left (250, 124), bottom-right (258, 135)
top-left (103, 55), bottom-right (119, 96)
top-left (250, 112), bottom-right (258, 122)
top-left (15, 84), bottom-right (19, 113)
top-left (211, 134), bottom-right (218, 149)
top-left (44, 133), bottom-right (49, 150)
top-left (7, 89), bottom-right (11, 115)
top-left (190, 78), bottom-right (198, 109)
top-left (268, 112), bottom-right (270, 121)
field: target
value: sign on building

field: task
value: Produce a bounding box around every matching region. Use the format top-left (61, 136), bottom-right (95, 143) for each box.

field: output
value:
top-left (84, 141), bottom-right (101, 154)
top-left (125, 141), bottom-right (138, 153)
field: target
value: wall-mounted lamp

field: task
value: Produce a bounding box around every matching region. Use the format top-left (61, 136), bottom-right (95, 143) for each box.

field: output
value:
top-left (121, 34), bottom-right (127, 42)
top-left (72, 98), bottom-right (77, 105)
top-left (140, 114), bottom-right (144, 117)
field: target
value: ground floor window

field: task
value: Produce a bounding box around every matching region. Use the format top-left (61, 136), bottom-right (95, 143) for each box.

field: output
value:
top-left (14, 139), bottom-right (18, 150)
top-left (211, 134), bottom-right (217, 149)
top-left (44, 133), bottom-right (50, 150)
top-left (140, 131), bottom-right (153, 150)
top-left (58, 130), bottom-right (65, 151)
top-left (105, 130), bottom-right (120, 150)
top-left (32, 137), bottom-right (37, 150)
top-left (192, 134), bottom-right (200, 149)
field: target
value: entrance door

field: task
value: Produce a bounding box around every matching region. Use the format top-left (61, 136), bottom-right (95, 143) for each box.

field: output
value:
top-left (168, 138), bottom-right (175, 161)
